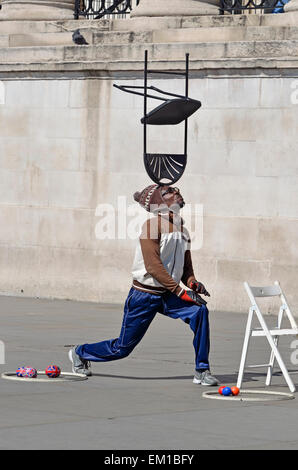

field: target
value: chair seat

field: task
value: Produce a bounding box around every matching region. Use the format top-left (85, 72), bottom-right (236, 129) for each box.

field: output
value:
top-left (141, 98), bottom-right (201, 125)
top-left (252, 328), bottom-right (298, 337)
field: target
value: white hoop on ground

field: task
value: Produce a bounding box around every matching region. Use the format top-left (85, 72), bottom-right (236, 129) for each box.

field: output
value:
top-left (1, 371), bottom-right (88, 383)
top-left (202, 389), bottom-right (295, 402)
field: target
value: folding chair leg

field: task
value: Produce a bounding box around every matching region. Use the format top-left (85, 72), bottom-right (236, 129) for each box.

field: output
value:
top-left (265, 336), bottom-right (279, 387)
top-left (266, 306), bottom-right (284, 387)
top-left (237, 307), bottom-right (253, 390)
top-left (256, 309), bottom-right (296, 393)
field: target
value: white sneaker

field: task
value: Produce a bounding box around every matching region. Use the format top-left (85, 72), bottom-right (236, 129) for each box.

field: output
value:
top-left (68, 347), bottom-right (92, 377)
top-left (193, 370), bottom-right (218, 386)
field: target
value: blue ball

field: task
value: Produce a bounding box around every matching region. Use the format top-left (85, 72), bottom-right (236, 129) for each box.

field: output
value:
top-left (222, 387), bottom-right (232, 396)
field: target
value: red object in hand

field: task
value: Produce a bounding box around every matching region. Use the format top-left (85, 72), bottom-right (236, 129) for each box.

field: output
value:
top-left (218, 386), bottom-right (225, 395)
top-left (180, 290), bottom-right (207, 306)
top-left (190, 281), bottom-right (210, 297)
top-left (231, 386), bottom-right (240, 396)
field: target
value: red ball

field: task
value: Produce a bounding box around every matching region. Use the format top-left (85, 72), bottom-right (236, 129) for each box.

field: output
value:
top-left (218, 386), bottom-right (225, 395)
top-left (45, 365), bottom-right (61, 378)
top-left (231, 386), bottom-right (240, 396)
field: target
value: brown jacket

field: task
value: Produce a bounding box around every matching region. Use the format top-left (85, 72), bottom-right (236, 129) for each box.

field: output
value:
top-left (132, 213), bottom-right (196, 296)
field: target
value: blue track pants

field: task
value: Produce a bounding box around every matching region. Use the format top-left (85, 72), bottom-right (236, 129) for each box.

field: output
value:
top-left (76, 287), bottom-right (210, 371)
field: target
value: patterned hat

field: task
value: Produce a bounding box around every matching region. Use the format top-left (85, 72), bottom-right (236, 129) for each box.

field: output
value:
top-left (133, 184), bottom-right (165, 212)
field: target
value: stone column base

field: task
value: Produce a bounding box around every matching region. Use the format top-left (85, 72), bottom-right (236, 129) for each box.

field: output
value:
top-left (0, 0), bottom-right (76, 20)
top-left (284, 0), bottom-right (298, 11)
top-left (131, 0), bottom-right (220, 17)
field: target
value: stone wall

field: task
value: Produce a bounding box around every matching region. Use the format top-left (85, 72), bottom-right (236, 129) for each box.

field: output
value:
top-left (0, 73), bottom-right (297, 313)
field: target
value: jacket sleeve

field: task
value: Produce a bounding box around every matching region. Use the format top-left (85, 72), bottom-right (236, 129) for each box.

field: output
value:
top-left (181, 250), bottom-right (196, 288)
top-left (139, 218), bottom-right (183, 296)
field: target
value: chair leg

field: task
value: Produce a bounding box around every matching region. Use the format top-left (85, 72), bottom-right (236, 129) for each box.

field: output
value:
top-left (237, 308), bottom-right (253, 390)
top-left (256, 309), bottom-right (296, 393)
top-left (266, 306), bottom-right (284, 387)
top-left (265, 336), bottom-right (279, 386)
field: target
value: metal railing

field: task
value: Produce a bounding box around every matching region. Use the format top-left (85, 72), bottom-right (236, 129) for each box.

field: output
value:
top-left (220, 0), bottom-right (287, 13)
top-left (74, 0), bottom-right (287, 19)
top-left (74, 0), bottom-right (140, 20)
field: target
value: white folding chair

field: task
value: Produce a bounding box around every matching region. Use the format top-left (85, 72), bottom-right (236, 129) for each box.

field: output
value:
top-left (237, 281), bottom-right (298, 393)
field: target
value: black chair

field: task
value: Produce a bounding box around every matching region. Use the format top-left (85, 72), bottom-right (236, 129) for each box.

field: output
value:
top-left (113, 51), bottom-right (201, 185)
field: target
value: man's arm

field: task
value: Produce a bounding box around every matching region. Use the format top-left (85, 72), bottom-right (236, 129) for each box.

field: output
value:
top-left (182, 250), bottom-right (210, 297)
top-left (181, 250), bottom-right (196, 288)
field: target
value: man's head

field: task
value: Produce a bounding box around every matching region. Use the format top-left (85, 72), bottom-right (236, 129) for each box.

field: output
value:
top-left (133, 184), bottom-right (185, 213)
top-left (160, 185), bottom-right (185, 210)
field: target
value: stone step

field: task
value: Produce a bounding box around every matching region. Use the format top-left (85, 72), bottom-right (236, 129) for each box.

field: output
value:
top-left (0, 39), bottom-right (297, 63)
top-left (1, 25), bottom-right (298, 48)
top-left (93, 26), bottom-right (298, 45)
top-left (112, 11), bottom-right (298, 31)
top-left (0, 32), bottom-right (74, 47)
top-left (0, 12), bottom-right (297, 37)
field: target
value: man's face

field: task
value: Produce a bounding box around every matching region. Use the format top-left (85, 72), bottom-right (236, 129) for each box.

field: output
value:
top-left (160, 186), bottom-right (185, 209)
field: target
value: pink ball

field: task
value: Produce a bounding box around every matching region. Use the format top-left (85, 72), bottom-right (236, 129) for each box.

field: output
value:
top-left (24, 367), bottom-right (37, 378)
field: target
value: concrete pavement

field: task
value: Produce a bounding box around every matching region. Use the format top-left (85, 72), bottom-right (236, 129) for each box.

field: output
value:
top-left (0, 294), bottom-right (297, 450)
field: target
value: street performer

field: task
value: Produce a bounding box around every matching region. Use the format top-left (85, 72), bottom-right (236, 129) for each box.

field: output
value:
top-left (69, 184), bottom-right (218, 386)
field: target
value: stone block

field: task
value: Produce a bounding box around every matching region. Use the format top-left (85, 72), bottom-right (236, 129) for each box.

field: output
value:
top-left (8, 32), bottom-right (74, 47)
top-left (29, 108), bottom-right (88, 139)
top-left (187, 139), bottom-right (257, 177)
top-left (0, 206), bottom-right (40, 246)
top-left (0, 0), bottom-right (76, 21)
top-left (47, 170), bottom-right (94, 209)
top-left (255, 140), bottom-right (298, 177)
top-left (191, 77), bottom-right (261, 109)
top-left (69, 80), bottom-right (88, 109)
top-left (0, 137), bottom-right (29, 170)
top-left (198, 216), bottom-right (259, 260)
top-left (0, 108), bottom-right (30, 137)
top-left (112, 16), bottom-right (182, 32)
top-left (270, 264), bottom-right (298, 311)
top-left (5, 80), bottom-right (70, 108)
top-left (0, 169), bottom-right (28, 205)
top-left (277, 176), bottom-right (298, 218)
top-left (214, 259), bottom-right (271, 313)
top-left (0, 245), bottom-right (40, 298)
top-left (0, 35), bottom-right (9, 47)
top-left (38, 207), bottom-right (95, 249)
top-left (260, 77), bottom-right (297, 108)
top-left (284, 0), bottom-right (298, 11)
top-left (0, 45), bottom-right (64, 63)
top-left (36, 245), bottom-right (132, 303)
top-left (258, 218), bottom-right (298, 267)
top-left (23, 168), bottom-right (50, 207)
top-left (28, 137), bottom-right (81, 171)
top-left (196, 107), bottom-right (297, 143)
top-left (180, 174), bottom-right (278, 218)
top-left (131, 0), bottom-right (220, 17)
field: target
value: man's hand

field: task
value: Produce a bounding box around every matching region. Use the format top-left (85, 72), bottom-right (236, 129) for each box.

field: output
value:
top-left (180, 290), bottom-right (207, 306)
top-left (189, 281), bottom-right (210, 297)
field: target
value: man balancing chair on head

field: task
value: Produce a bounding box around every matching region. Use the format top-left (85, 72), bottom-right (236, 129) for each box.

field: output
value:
top-left (69, 184), bottom-right (219, 386)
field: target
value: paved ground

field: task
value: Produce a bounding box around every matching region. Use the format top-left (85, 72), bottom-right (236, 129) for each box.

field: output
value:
top-left (0, 294), bottom-right (298, 450)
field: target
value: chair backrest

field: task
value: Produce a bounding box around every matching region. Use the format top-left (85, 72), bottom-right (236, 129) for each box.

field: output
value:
top-left (244, 281), bottom-right (298, 329)
top-left (249, 284), bottom-right (282, 298)
top-left (244, 281), bottom-right (281, 307)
